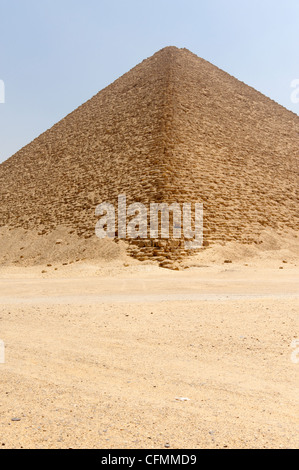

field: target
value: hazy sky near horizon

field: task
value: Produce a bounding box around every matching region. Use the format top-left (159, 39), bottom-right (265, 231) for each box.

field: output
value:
top-left (0, 0), bottom-right (298, 162)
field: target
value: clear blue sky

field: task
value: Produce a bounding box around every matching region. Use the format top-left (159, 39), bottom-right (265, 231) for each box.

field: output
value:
top-left (0, 0), bottom-right (298, 162)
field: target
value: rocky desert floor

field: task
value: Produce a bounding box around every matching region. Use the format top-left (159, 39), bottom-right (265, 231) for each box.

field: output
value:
top-left (0, 251), bottom-right (298, 449)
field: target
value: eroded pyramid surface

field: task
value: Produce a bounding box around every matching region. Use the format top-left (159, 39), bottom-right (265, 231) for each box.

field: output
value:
top-left (0, 47), bottom-right (298, 263)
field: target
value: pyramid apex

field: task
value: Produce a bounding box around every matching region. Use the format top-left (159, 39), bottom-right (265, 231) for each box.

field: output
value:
top-left (150, 46), bottom-right (198, 62)
top-left (157, 45), bottom-right (181, 52)
top-left (152, 45), bottom-right (192, 55)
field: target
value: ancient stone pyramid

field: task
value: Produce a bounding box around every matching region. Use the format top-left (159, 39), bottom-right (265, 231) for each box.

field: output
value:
top-left (0, 46), bottom-right (298, 262)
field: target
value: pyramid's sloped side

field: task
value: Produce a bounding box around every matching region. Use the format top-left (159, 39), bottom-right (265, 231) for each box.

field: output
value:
top-left (0, 48), bottom-right (174, 236)
top-left (0, 47), bottom-right (298, 264)
top-left (159, 49), bottom-right (299, 245)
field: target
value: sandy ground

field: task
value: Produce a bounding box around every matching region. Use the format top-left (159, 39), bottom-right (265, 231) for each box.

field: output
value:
top-left (0, 259), bottom-right (298, 449)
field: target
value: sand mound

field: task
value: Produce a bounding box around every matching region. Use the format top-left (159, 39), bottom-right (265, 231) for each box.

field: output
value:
top-left (0, 226), bottom-right (297, 270)
top-left (183, 228), bottom-right (299, 267)
top-left (0, 226), bottom-right (130, 267)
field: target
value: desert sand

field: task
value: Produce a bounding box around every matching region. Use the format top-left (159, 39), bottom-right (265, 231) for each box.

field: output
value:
top-left (0, 231), bottom-right (298, 449)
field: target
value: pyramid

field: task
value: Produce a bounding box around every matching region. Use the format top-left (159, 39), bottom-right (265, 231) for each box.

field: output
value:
top-left (0, 46), bottom-right (298, 264)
